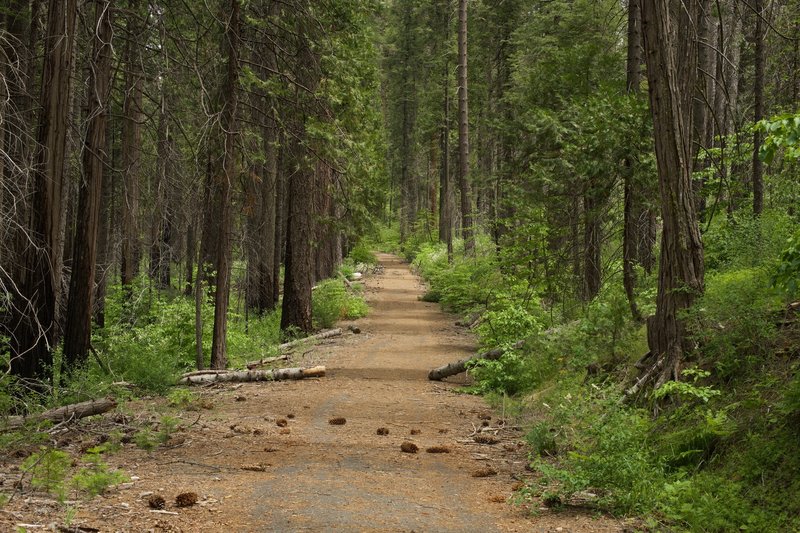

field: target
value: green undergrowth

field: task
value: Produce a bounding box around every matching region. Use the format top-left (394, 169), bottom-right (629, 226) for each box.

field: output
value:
top-left (407, 211), bottom-right (800, 532)
top-left (1, 255), bottom-right (370, 425)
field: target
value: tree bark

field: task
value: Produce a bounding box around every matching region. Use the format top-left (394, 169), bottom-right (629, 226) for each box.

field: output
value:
top-left (623, 0), bottom-right (644, 321)
top-left (751, 0), bottom-right (765, 216)
top-left (457, 0), bottom-right (474, 255)
top-left (209, 0), bottom-right (241, 370)
top-left (439, 6), bottom-right (453, 260)
top-left (9, 0), bottom-right (78, 381)
top-left (4, 397), bottom-right (117, 428)
top-left (179, 366), bottom-right (325, 385)
top-left (245, 2), bottom-right (279, 315)
top-left (62, 0), bottom-right (114, 369)
top-left (641, 0), bottom-right (705, 388)
top-left (121, 0), bottom-right (143, 293)
top-left (281, 12), bottom-right (318, 335)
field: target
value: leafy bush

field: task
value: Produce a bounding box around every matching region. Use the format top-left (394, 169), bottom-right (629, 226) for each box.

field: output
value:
top-left (312, 279), bottom-right (369, 329)
top-left (347, 241), bottom-right (378, 265)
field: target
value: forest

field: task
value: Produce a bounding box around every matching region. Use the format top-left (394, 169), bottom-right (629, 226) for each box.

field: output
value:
top-left (1, 0), bottom-right (800, 531)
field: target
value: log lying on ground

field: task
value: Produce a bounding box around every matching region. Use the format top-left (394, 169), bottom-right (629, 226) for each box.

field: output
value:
top-left (4, 397), bottom-right (117, 429)
top-left (429, 340), bottom-right (525, 381)
top-left (245, 354), bottom-right (289, 370)
top-left (279, 328), bottom-right (342, 352)
top-left (179, 366), bottom-right (326, 385)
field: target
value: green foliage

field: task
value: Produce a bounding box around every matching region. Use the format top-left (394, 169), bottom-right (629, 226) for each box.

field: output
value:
top-left (660, 474), bottom-right (773, 532)
top-left (98, 284), bottom-right (205, 392)
top-left (703, 210), bottom-right (796, 272)
top-left (71, 453), bottom-right (128, 497)
top-left (532, 387), bottom-right (663, 515)
top-left (166, 388), bottom-right (197, 408)
top-left (758, 112), bottom-right (800, 164)
top-left (133, 430), bottom-right (158, 452)
top-left (312, 279), bottom-right (369, 329)
top-left (686, 267), bottom-right (781, 379)
top-left (21, 448), bottom-right (72, 499)
top-left (772, 230), bottom-right (800, 297)
top-left (652, 368), bottom-right (720, 404)
top-left (347, 242), bottom-right (378, 265)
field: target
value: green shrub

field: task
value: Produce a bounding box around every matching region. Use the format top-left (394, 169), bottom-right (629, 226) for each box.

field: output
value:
top-left (532, 387), bottom-right (664, 515)
top-left (21, 448), bottom-right (72, 499)
top-left (312, 279), bottom-right (369, 329)
top-left (72, 454), bottom-right (128, 497)
top-left (772, 230), bottom-right (800, 297)
top-left (660, 473), bottom-right (774, 532)
top-left (686, 267), bottom-right (781, 379)
top-left (348, 242), bottom-right (378, 265)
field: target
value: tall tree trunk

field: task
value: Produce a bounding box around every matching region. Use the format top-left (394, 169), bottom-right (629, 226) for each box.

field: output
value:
top-left (63, 0), bottom-right (113, 369)
top-left (281, 13), bottom-right (318, 335)
top-left (439, 16), bottom-right (453, 260)
top-left (121, 0), bottom-right (142, 294)
top-left (622, 0), bottom-right (644, 321)
top-left (10, 0), bottom-right (78, 381)
top-left (641, 0), bottom-right (705, 388)
top-left (208, 0), bottom-right (241, 370)
top-left (751, 0), bottom-right (765, 216)
top-left (184, 222), bottom-right (195, 295)
top-left (245, 5), bottom-right (279, 314)
top-left (583, 190), bottom-right (601, 301)
top-left (457, 0), bottom-right (474, 255)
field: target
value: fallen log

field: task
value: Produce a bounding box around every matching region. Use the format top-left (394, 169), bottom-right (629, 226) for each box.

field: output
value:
top-left (279, 328), bottom-right (342, 352)
top-left (4, 397), bottom-right (117, 429)
top-left (428, 340), bottom-right (525, 381)
top-left (245, 354), bottom-right (289, 370)
top-left (179, 366), bottom-right (326, 385)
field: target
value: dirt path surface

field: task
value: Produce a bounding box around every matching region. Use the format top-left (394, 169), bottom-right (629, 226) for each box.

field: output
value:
top-left (2, 254), bottom-right (628, 532)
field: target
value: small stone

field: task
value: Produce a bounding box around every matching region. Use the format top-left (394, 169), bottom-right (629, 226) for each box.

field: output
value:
top-left (328, 417), bottom-right (346, 425)
top-left (376, 427), bottom-right (389, 436)
top-left (276, 419), bottom-right (288, 427)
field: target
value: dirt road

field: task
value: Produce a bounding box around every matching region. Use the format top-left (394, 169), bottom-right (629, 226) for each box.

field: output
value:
top-left (2, 254), bottom-right (625, 532)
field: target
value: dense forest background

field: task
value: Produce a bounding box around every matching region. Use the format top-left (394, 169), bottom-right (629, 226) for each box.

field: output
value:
top-left (1, 0), bottom-right (799, 530)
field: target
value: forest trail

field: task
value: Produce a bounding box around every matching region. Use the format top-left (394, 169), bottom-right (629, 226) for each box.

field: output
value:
top-left (4, 254), bottom-right (625, 532)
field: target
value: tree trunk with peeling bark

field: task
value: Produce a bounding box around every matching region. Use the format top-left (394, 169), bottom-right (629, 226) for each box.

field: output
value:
top-left (640, 0), bottom-right (705, 389)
